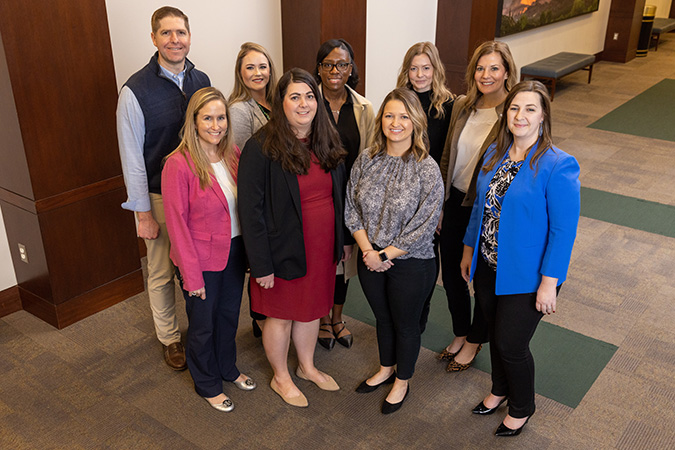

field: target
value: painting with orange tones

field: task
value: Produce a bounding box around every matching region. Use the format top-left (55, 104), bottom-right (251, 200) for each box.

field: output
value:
top-left (497, 0), bottom-right (600, 37)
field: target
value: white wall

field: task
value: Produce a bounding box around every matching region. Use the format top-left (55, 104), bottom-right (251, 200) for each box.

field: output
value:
top-left (649, 0), bottom-right (673, 17)
top-left (498, 0), bottom-right (612, 72)
top-left (0, 208), bottom-right (17, 289)
top-left (106, 0), bottom-right (284, 94)
top-left (365, 0), bottom-right (438, 111)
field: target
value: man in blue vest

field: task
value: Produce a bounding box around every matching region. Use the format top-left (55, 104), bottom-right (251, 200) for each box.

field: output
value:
top-left (116, 6), bottom-right (210, 370)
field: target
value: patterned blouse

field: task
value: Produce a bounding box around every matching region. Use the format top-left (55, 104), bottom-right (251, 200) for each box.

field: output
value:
top-left (480, 157), bottom-right (524, 270)
top-left (345, 150), bottom-right (444, 260)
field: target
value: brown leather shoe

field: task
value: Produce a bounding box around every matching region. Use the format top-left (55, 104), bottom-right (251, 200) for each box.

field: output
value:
top-left (163, 342), bottom-right (186, 371)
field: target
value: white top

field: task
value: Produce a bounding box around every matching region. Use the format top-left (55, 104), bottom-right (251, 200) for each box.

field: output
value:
top-left (452, 107), bottom-right (499, 192)
top-left (211, 162), bottom-right (240, 237)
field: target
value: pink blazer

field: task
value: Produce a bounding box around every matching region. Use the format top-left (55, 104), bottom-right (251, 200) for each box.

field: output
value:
top-left (162, 148), bottom-right (240, 292)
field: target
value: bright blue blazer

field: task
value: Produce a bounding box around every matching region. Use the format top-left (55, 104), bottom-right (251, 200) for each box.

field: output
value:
top-left (464, 141), bottom-right (580, 295)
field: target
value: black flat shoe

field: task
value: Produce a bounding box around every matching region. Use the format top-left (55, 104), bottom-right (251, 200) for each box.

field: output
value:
top-left (355, 372), bottom-right (396, 393)
top-left (472, 397), bottom-right (507, 415)
top-left (332, 321), bottom-right (353, 348)
top-left (382, 386), bottom-right (409, 415)
top-left (317, 323), bottom-right (335, 350)
top-left (495, 415), bottom-right (530, 437)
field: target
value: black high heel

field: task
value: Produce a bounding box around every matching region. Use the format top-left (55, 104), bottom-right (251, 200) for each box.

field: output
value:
top-left (495, 415), bottom-right (531, 437)
top-left (317, 323), bottom-right (335, 350)
top-left (332, 321), bottom-right (353, 348)
top-left (472, 397), bottom-right (507, 415)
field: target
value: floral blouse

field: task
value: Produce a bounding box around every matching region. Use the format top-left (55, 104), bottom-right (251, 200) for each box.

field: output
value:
top-left (480, 157), bottom-right (524, 270)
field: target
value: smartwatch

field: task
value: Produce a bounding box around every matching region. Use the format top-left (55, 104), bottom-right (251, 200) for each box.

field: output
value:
top-left (378, 250), bottom-right (389, 263)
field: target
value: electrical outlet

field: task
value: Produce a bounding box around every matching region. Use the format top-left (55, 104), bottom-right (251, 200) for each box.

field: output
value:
top-left (18, 243), bottom-right (28, 263)
top-left (613, 33), bottom-right (619, 40)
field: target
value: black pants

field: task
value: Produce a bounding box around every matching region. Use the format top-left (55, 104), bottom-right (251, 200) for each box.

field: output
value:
top-left (439, 187), bottom-right (488, 343)
top-left (473, 256), bottom-right (558, 418)
top-left (357, 252), bottom-right (435, 380)
top-left (418, 233), bottom-right (440, 333)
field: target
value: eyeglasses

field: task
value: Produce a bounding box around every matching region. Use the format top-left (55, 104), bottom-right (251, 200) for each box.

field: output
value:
top-left (319, 61), bottom-right (352, 72)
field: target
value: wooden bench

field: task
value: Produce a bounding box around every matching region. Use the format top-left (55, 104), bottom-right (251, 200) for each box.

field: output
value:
top-left (519, 52), bottom-right (595, 101)
top-left (651, 18), bottom-right (675, 51)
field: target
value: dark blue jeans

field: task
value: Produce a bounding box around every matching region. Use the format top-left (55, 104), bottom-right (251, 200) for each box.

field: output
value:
top-left (357, 252), bottom-right (435, 380)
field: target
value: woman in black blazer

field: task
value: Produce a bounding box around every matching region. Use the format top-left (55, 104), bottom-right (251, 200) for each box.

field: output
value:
top-left (238, 68), bottom-right (349, 408)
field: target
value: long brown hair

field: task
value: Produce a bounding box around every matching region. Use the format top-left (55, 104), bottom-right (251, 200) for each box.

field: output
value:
top-left (483, 81), bottom-right (554, 173)
top-left (167, 87), bottom-right (237, 189)
top-left (396, 41), bottom-right (453, 119)
top-left (228, 42), bottom-right (278, 107)
top-left (463, 41), bottom-right (517, 112)
top-left (263, 68), bottom-right (345, 174)
top-left (369, 88), bottom-right (429, 162)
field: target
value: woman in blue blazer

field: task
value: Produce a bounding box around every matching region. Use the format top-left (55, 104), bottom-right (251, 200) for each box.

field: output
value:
top-left (460, 81), bottom-right (580, 436)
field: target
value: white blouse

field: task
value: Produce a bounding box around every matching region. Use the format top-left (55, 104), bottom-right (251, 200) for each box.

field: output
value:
top-left (211, 161), bottom-right (240, 238)
top-left (452, 107), bottom-right (498, 192)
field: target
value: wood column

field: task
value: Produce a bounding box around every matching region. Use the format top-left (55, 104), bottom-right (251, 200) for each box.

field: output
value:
top-left (602, 0), bottom-right (647, 63)
top-left (0, 0), bottom-right (143, 328)
top-left (435, 0), bottom-right (500, 95)
top-left (281, 0), bottom-right (367, 96)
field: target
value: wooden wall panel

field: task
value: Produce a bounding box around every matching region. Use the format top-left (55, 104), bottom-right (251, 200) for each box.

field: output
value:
top-left (281, 0), bottom-right (368, 95)
top-left (0, 0), bottom-right (143, 328)
top-left (0, 286), bottom-right (21, 318)
top-left (602, 0), bottom-right (647, 63)
top-left (0, 27), bottom-right (33, 199)
top-left (0, 0), bottom-right (121, 200)
top-left (281, 0), bottom-right (322, 74)
top-left (320, 0), bottom-right (367, 95)
top-left (436, 0), bottom-right (499, 95)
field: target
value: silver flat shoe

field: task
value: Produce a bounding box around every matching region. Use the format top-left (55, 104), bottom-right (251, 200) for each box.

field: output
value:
top-left (205, 396), bottom-right (234, 412)
top-left (233, 376), bottom-right (257, 391)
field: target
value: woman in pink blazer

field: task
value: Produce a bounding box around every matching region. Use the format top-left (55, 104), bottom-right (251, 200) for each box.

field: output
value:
top-left (162, 87), bottom-right (256, 413)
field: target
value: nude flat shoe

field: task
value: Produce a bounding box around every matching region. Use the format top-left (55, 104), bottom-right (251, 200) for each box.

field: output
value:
top-left (270, 378), bottom-right (308, 408)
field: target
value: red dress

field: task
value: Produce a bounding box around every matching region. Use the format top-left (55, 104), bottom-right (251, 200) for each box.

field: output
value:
top-left (250, 155), bottom-right (336, 322)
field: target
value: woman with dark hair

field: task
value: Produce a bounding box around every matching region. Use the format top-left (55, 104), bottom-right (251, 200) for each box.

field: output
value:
top-left (238, 68), bottom-right (348, 408)
top-left (162, 87), bottom-right (256, 412)
top-left (437, 41), bottom-right (518, 372)
top-left (346, 88), bottom-right (443, 414)
top-left (314, 38), bottom-right (375, 350)
top-left (396, 41), bottom-right (454, 332)
top-left (461, 80), bottom-right (580, 436)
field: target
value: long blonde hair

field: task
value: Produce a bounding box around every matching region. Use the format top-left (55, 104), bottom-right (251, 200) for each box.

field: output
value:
top-left (228, 42), bottom-right (278, 107)
top-left (370, 88), bottom-right (429, 162)
top-left (463, 41), bottom-right (517, 112)
top-left (168, 87), bottom-right (237, 189)
top-left (396, 41), bottom-right (453, 119)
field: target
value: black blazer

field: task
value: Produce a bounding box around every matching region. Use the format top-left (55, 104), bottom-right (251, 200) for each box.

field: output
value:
top-left (238, 132), bottom-right (347, 280)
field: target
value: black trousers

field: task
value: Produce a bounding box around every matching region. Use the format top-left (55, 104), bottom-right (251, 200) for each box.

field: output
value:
top-left (180, 237), bottom-right (246, 398)
top-left (357, 252), bottom-right (435, 380)
top-left (418, 233), bottom-right (440, 333)
top-left (473, 256), bottom-right (558, 418)
top-left (439, 187), bottom-right (488, 343)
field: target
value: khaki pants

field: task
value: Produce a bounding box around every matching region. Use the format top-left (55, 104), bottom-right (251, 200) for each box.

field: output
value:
top-left (143, 193), bottom-right (180, 345)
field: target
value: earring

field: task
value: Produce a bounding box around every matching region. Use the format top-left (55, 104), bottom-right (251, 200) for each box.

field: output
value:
top-left (539, 122), bottom-right (543, 136)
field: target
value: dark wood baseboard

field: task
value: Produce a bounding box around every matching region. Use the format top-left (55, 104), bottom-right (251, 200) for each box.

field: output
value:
top-left (20, 269), bottom-right (144, 329)
top-left (0, 285), bottom-right (21, 318)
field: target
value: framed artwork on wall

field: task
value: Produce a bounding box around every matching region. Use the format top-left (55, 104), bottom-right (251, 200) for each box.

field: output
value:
top-left (497, 0), bottom-right (600, 37)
